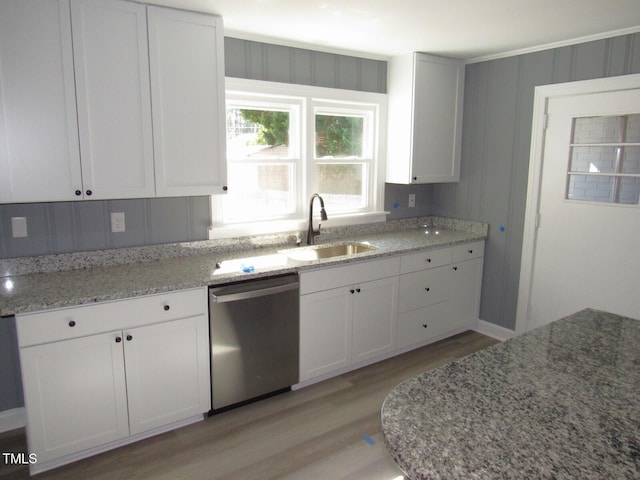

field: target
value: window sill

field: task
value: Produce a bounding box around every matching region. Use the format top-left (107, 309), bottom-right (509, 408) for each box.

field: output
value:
top-left (208, 211), bottom-right (389, 240)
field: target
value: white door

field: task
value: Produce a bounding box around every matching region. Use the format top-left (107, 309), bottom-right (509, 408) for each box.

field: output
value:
top-left (526, 87), bottom-right (640, 330)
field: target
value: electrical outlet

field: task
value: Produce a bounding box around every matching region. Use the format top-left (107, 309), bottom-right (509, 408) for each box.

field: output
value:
top-left (408, 194), bottom-right (416, 208)
top-left (111, 212), bottom-right (125, 233)
top-left (11, 217), bottom-right (28, 238)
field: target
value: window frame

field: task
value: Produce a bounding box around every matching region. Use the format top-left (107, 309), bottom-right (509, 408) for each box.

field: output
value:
top-left (210, 78), bottom-right (387, 238)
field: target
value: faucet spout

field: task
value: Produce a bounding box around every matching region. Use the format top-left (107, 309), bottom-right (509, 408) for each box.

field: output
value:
top-left (307, 193), bottom-right (328, 245)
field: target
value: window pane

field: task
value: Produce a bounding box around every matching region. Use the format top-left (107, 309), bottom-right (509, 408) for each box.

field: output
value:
top-left (622, 146), bottom-right (640, 174)
top-left (224, 163), bottom-right (295, 221)
top-left (569, 146), bottom-right (617, 173)
top-left (619, 177), bottom-right (640, 204)
top-left (567, 174), bottom-right (616, 202)
top-left (625, 114), bottom-right (640, 142)
top-left (315, 115), bottom-right (363, 158)
top-left (317, 163), bottom-right (365, 211)
top-left (227, 108), bottom-right (290, 158)
top-left (572, 116), bottom-right (624, 144)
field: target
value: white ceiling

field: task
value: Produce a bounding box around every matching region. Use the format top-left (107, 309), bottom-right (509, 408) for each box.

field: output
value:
top-left (146, 0), bottom-right (640, 61)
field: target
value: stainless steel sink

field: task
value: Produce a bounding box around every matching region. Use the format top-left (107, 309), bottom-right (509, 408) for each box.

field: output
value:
top-left (283, 242), bottom-right (377, 261)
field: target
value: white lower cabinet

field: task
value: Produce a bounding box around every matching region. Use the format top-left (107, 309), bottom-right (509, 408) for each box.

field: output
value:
top-left (299, 257), bottom-right (400, 382)
top-left (16, 287), bottom-right (210, 473)
top-left (299, 241), bottom-right (485, 383)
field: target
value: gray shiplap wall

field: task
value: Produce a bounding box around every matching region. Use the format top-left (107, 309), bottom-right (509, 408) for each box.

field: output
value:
top-left (433, 34), bottom-right (640, 330)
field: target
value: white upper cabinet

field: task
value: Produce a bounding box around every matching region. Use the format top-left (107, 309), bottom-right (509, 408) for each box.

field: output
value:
top-left (0, 0), bottom-right (226, 203)
top-left (71, 0), bottom-right (155, 199)
top-left (0, 0), bottom-right (82, 203)
top-left (148, 7), bottom-right (228, 196)
top-left (386, 53), bottom-right (464, 184)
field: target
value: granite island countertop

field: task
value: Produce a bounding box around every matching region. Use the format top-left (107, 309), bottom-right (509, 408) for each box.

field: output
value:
top-left (381, 308), bottom-right (640, 480)
top-left (0, 216), bottom-right (486, 316)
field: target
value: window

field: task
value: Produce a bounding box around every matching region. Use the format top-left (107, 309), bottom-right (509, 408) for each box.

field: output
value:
top-left (567, 114), bottom-right (640, 205)
top-left (211, 79), bottom-right (386, 236)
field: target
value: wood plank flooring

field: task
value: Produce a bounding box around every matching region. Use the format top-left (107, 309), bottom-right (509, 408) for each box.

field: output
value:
top-left (0, 331), bottom-right (499, 480)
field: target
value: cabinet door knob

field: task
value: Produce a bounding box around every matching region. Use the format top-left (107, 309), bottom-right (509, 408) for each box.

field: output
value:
top-left (68, 320), bottom-right (76, 327)
top-left (350, 289), bottom-right (355, 294)
top-left (422, 324), bottom-right (428, 329)
top-left (453, 266), bottom-right (458, 271)
top-left (115, 336), bottom-right (122, 343)
top-left (126, 334), bottom-right (133, 341)
top-left (85, 189), bottom-right (92, 196)
top-left (468, 249), bottom-right (473, 254)
top-left (222, 186), bottom-right (228, 191)
top-left (426, 258), bottom-right (431, 263)
top-left (355, 288), bottom-right (361, 293)
top-left (74, 190), bottom-right (82, 196)
top-left (424, 287), bottom-right (430, 292)
top-left (163, 305), bottom-right (170, 311)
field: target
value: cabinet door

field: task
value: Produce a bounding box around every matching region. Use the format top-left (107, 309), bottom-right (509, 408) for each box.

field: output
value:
top-left (0, 0), bottom-right (82, 203)
top-left (300, 287), bottom-right (352, 381)
top-left (411, 54), bottom-right (464, 183)
top-left (352, 277), bottom-right (398, 363)
top-left (450, 257), bottom-right (484, 328)
top-left (124, 315), bottom-right (210, 435)
top-left (71, 0), bottom-right (155, 199)
top-left (19, 331), bottom-right (129, 464)
top-left (148, 7), bottom-right (227, 196)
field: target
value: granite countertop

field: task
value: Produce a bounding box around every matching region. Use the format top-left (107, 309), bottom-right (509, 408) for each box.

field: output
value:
top-left (381, 308), bottom-right (640, 479)
top-left (0, 216), bottom-right (487, 316)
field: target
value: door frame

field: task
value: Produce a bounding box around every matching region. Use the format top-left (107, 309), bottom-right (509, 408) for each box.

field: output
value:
top-left (515, 73), bottom-right (640, 335)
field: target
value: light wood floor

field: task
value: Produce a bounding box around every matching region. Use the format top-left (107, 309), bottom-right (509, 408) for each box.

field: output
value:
top-left (0, 331), bottom-right (499, 480)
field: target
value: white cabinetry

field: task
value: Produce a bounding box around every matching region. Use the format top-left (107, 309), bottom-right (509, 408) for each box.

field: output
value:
top-left (396, 241), bottom-right (484, 349)
top-left (0, 0), bottom-right (81, 203)
top-left (386, 52), bottom-right (464, 184)
top-left (0, 0), bottom-right (227, 203)
top-left (16, 288), bottom-right (210, 474)
top-left (71, 0), bottom-right (155, 199)
top-left (299, 257), bottom-right (400, 381)
top-left (148, 7), bottom-right (227, 196)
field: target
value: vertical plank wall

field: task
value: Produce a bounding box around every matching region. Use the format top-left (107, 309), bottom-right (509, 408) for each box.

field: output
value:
top-left (433, 34), bottom-right (640, 330)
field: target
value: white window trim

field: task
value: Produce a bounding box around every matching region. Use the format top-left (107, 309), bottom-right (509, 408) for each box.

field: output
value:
top-left (209, 78), bottom-right (388, 239)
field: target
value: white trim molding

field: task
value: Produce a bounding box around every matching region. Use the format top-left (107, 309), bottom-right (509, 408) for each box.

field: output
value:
top-left (0, 407), bottom-right (26, 433)
top-left (515, 73), bottom-right (640, 336)
top-left (472, 319), bottom-right (515, 342)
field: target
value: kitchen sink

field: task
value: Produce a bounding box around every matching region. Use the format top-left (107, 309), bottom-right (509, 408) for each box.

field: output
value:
top-left (282, 242), bottom-right (377, 261)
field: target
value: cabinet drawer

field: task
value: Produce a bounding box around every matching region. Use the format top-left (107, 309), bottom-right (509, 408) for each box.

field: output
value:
top-left (300, 256), bottom-right (400, 295)
top-left (398, 266), bottom-right (450, 314)
top-left (400, 247), bottom-right (451, 274)
top-left (397, 302), bottom-right (451, 348)
top-left (452, 241), bottom-right (484, 263)
top-left (17, 287), bottom-right (207, 347)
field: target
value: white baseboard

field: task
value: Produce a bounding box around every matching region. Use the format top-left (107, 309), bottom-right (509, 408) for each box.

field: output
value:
top-left (0, 407), bottom-right (26, 433)
top-left (473, 319), bottom-right (516, 342)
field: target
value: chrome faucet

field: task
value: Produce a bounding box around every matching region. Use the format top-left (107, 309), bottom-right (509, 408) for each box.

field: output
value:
top-left (306, 193), bottom-right (328, 245)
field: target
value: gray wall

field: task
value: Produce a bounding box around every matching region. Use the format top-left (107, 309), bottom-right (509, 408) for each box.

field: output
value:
top-left (433, 33), bottom-right (640, 330)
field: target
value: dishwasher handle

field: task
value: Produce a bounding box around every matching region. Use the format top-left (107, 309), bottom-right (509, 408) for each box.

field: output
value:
top-left (210, 281), bottom-right (298, 303)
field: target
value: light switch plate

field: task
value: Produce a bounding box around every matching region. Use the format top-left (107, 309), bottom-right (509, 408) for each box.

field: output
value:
top-left (11, 217), bottom-right (28, 238)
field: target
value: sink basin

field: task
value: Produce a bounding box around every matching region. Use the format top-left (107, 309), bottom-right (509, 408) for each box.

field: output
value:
top-left (283, 242), bottom-right (377, 261)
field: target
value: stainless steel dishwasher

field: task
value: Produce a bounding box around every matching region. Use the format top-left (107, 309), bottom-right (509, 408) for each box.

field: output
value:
top-left (209, 273), bottom-right (299, 413)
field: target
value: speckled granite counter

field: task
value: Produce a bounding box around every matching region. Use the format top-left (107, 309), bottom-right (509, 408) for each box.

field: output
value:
top-left (0, 216), bottom-right (486, 316)
top-left (381, 308), bottom-right (640, 480)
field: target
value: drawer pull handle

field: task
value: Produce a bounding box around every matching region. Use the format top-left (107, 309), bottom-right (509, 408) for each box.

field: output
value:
top-left (426, 258), bottom-right (431, 263)
top-left (453, 266), bottom-right (458, 271)
top-left (164, 305), bottom-right (170, 311)
top-left (468, 249), bottom-right (473, 254)
top-left (126, 335), bottom-right (133, 341)
top-left (350, 289), bottom-right (355, 294)
top-left (425, 287), bottom-right (430, 292)
top-left (68, 320), bottom-right (76, 327)
top-left (115, 336), bottom-right (122, 343)
top-left (422, 324), bottom-right (428, 329)
top-left (356, 288), bottom-right (361, 293)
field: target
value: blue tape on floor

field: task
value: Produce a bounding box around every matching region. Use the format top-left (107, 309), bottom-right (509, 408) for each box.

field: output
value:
top-left (363, 435), bottom-right (375, 445)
